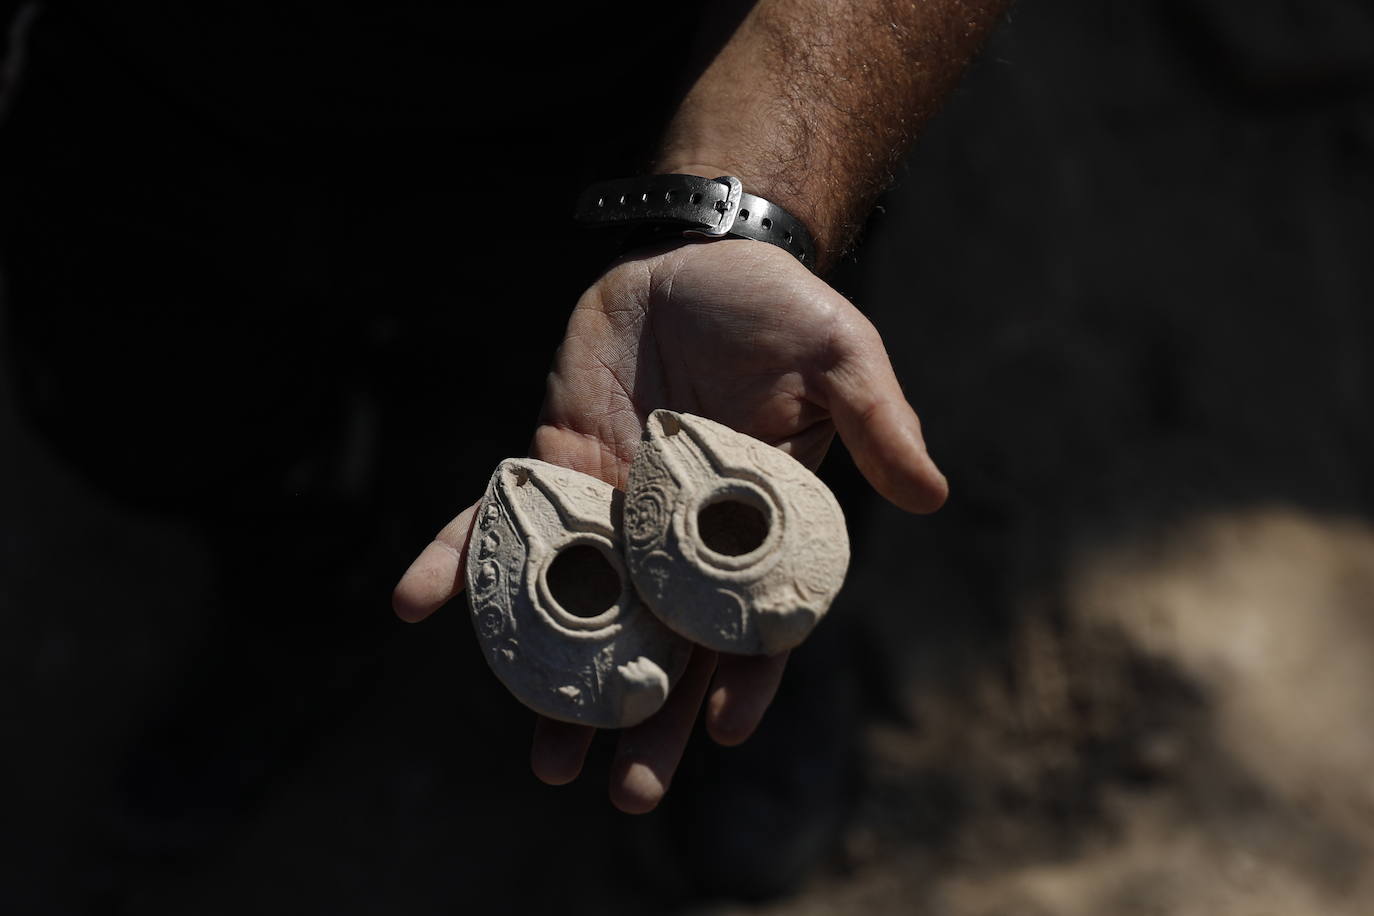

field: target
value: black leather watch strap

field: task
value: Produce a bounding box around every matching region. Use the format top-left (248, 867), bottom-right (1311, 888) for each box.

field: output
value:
top-left (573, 174), bottom-right (817, 271)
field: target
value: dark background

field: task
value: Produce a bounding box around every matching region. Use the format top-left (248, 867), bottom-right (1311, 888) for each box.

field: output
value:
top-left (3, 1), bottom-right (1372, 913)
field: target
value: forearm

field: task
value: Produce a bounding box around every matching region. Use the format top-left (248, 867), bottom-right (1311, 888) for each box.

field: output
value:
top-left (656, 0), bottom-right (1008, 273)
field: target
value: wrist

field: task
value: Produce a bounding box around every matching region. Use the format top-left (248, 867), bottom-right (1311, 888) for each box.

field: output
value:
top-left (651, 161), bottom-right (738, 182)
top-left (652, 156), bottom-right (834, 273)
top-left (574, 172), bottom-right (818, 270)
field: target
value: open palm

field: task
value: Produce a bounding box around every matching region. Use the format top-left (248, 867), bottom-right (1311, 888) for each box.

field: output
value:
top-left (394, 239), bottom-right (946, 812)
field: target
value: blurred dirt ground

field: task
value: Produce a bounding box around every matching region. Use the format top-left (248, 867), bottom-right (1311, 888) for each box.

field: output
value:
top-left (708, 509), bottom-right (1374, 915)
top-left (5, 0), bottom-right (1374, 913)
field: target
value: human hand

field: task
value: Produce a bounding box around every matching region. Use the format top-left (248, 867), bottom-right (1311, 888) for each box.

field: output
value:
top-left (392, 239), bottom-right (946, 813)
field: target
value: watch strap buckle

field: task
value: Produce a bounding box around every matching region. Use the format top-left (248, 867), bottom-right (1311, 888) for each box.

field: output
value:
top-left (682, 176), bottom-right (743, 239)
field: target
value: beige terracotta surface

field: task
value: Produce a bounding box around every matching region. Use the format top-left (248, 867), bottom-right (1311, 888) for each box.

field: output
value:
top-left (465, 458), bottom-right (692, 728)
top-left (623, 409), bottom-right (850, 656)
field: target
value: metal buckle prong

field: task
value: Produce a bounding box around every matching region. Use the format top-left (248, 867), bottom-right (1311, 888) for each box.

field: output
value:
top-left (684, 175), bottom-right (743, 239)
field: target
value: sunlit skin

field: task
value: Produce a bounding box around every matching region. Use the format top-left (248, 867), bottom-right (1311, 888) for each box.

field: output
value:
top-left (393, 239), bottom-right (947, 813)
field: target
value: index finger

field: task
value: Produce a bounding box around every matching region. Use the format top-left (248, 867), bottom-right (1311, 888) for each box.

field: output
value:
top-left (392, 501), bottom-right (479, 623)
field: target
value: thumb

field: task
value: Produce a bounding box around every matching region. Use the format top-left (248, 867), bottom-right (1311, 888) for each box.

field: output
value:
top-left (813, 315), bottom-right (948, 514)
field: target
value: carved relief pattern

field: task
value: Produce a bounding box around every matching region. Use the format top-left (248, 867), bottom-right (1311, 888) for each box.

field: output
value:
top-left (625, 485), bottom-right (670, 547)
top-left (475, 559), bottom-right (501, 593)
top-left (793, 538), bottom-right (844, 601)
top-left (467, 416), bottom-right (846, 727)
top-left (632, 438), bottom-right (671, 485)
top-left (476, 604), bottom-right (505, 638)
top-left (714, 589), bottom-right (747, 644)
top-left (477, 530), bottom-right (500, 560)
top-left (638, 550), bottom-right (674, 601)
top-left (624, 410), bottom-right (849, 656)
top-left (527, 464), bottom-right (614, 533)
top-left (790, 481), bottom-right (842, 533)
top-left (468, 500), bottom-right (516, 659)
top-left (748, 439), bottom-right (808, 482)
top-left (467, 458), bottom-right (690, 730)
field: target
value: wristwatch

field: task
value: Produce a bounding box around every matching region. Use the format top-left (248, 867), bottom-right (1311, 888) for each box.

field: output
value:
top-left (573, 174), bottom-right (817, 271)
